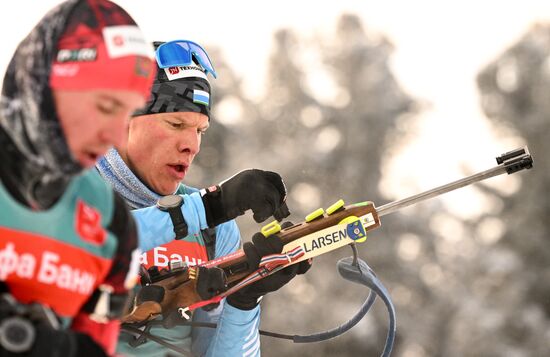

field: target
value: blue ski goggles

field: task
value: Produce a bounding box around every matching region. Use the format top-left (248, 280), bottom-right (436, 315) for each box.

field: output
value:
top-left (155, 40), bottom-right (217, 78)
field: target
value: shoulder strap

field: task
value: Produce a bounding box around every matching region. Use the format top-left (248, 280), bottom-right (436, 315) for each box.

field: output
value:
top-left (177, 184), bottom-right (216, 259)
top-left (200, 227), bottom-right (217, 260)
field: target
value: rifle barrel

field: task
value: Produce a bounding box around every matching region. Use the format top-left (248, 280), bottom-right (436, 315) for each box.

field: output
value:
top-left (377, 147), bottom-right (533, 217)
top-left (376, 164), bottom-right (507, 217)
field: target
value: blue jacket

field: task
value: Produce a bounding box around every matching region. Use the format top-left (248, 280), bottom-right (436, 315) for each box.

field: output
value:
top-left (126, 189), bottom-right (261, 357)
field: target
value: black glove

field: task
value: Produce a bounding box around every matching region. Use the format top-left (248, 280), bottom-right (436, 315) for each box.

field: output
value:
top-left (201, 169), bottom-right (290, 227)
top-left (195, 266), bottom-right (228, 301)
top-left (135, 266), bottom-right (227, 329)
top-left (0, 294), bottom-right (106, 357)
top-left (226, 228), bottom-right (312, 310)
top-left (137, 266), bottom-right (227, 302)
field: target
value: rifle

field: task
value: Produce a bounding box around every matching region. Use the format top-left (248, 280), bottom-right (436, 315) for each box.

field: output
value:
top-left (122, 147), bottom-right (533, 323)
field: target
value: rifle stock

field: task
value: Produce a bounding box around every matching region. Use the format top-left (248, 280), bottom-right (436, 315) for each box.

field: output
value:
top-left (206, 202), bottom-right (381, 284)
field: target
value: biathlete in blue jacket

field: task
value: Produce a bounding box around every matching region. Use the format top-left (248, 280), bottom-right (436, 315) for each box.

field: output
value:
top-left (0, 1), bottom-right (295, 355)
top-left (97, 40), bottom-right (311, 356)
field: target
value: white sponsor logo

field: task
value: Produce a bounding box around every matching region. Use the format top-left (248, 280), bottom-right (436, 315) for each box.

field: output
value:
top-left (0, 243), bottom-right (96, 295)
top-left (302, 229), bottom-right (348, 253)
top-left (164, 66), bottom-right (207, 81)
top-left (140, 247), bottom-right (204, 268)
top-left (362, 213), bottom-right (376, 227)
top-left (103, 25), bottom-right (154, 59)
top-left (57, 48), bottom-right (97, 63)
top-left (51, 63), bottom-right (80, 77)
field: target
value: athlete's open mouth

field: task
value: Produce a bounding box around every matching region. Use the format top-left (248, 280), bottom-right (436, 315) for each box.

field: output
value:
top-left (167, 163), bottom-right (188, 179)
top-left (79, 150), bottom-right (102, 168)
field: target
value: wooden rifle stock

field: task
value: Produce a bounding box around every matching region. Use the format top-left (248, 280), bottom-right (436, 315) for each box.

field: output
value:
top-left (210, 203), bottom-right (381, 284)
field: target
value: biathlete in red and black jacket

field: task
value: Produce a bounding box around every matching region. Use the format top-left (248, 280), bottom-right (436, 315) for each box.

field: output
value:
top-left (0, 1), bottom-right (292, 356)
top-left (0, 0), bottom-right (157, 355)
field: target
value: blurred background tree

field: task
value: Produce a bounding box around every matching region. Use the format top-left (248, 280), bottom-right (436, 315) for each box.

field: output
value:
top-left (472, 23), bottom-right (550, 356)
top-left (184, 14), bottom-right (548, 357)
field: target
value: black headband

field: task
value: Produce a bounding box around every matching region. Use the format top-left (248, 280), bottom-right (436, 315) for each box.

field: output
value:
top-left (133, 75), bottom-right (211, 118)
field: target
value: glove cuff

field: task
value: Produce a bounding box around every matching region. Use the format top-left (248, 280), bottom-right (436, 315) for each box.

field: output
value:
top-left (200, 186), bottom-right (226, 227)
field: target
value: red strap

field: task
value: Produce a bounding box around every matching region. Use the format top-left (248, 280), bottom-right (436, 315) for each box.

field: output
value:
top-left (185, 247), bottom-right (305, 314)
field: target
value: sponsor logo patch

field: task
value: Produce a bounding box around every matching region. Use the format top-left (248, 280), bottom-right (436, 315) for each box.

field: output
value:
top-left (346, 220), bottom-right (367, 241)
top-left (134, 57), bottom-right (153, 77)
top-left (164, 65), bottom-right (207, 81)
top-left (51, 64), bottom-right (80, 77)
top-left (140, 240), bottom-right (208, 269)
top-left (57, 48), bottom-right (97, 63)
top-left (103, 25), bottom-right (154, 59)
top-left (0, 228), bottom-right (112, 317)
top-left (76, 200), bottom-right (106, 245)
top-left (302, 229), bottom-right (348, 253)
